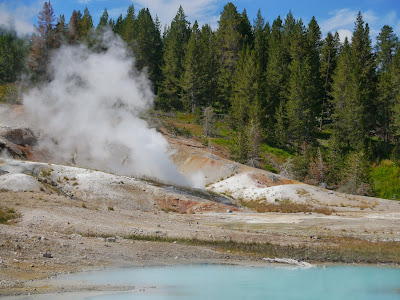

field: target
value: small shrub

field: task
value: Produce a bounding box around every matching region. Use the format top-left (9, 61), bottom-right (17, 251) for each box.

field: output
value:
top-left (0, 206), bottom-right (19, 223)
top-left (108, 206), bottom-right (114, 211)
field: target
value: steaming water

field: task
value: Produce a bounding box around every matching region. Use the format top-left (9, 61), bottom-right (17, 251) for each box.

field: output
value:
top-left (9, 265), bottom-right (400, 299)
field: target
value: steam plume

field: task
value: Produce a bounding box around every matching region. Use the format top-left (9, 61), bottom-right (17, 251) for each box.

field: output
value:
top-left (23, 31), bottom-right (193, 187)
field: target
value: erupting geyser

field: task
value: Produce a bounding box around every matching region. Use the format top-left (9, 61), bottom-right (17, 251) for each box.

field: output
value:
top-left (24, 31), bottom-right (199, 187)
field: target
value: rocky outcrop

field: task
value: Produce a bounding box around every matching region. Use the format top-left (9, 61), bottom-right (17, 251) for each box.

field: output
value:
top-left (3, 128), bottom-right (37, 146)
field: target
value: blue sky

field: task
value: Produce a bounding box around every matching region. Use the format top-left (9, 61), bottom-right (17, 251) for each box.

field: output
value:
top-left (1, 0), bottom-right (399, 43)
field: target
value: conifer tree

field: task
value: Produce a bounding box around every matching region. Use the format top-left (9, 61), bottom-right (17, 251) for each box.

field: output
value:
top-left (198, 24), bottom-right (219, 108)
top-left (319, 31), bottom-right (340, 128)
top-left (121, 5), bottom-right (135, 47)
top-left (28, 1), bottom-right (56, 82)
top-left (0, 28), bottom-right (27, 83)
top-left (54, 14), bottom-right (68, 47)
top-left (306, 16), bottom-right (323, 125)
top-left (69, 10), bottom-right (81, 43)
top-left (181, 21), bottom-right (201, 112)
top-left (253, 9), bottom-right (269, 123)
top-left (158, 6), bottom-right (190, 110)
top-left (331, 12), bottom-right (376, 152)
top-left (97, 9), bottom-right (109, 30)
top-left (286, 20), bottom-right (314, 146)
top-left (239, 9), bottom-right (254, 47)
top-left (375, 26), bottom-right (398, 146)
top-left (331, 38), bottom-right (363, 151)
top-left (80, 7), bottom-right (93, 39)
top-left (113, 14), bottom-right (124, 35)
top-left (351, 12), bottom-right (377, 137)
top-left (265, 16), bottom-right (290, 141)
top-left (216, 2), bottom-right (243, 111)
top-left (134, 8), bottom-right (163, 93)
top-left (230, 46), bottom-right (258, 128)
top-left (390, 42), bottom-right (400, 144)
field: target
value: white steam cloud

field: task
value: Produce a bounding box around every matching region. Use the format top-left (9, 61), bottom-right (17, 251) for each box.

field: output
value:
top-left (24, 31), bottom-right (198, 187)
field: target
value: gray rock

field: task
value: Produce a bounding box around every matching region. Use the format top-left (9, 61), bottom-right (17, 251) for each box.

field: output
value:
top-left (3, 128), bottom-right (37, 146)
top-left (43, 251), bottom-right (53, 258)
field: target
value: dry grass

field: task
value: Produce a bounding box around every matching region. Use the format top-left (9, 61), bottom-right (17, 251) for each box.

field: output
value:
top-left (0, 206), bottom-right (19, 224)
top-left (240, 199), bottom-right (334, 215)
top-left (82, 232), bottom-right (400, 264)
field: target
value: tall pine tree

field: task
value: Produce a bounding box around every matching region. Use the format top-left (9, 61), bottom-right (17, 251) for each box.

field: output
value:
top-left (157, 6), bottom-right (190, 110)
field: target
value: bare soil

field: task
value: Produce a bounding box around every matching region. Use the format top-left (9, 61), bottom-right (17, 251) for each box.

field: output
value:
top-left (0, 104), bottom-right (400, 297)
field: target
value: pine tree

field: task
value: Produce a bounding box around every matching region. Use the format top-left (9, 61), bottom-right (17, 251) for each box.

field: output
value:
top-left (230, 46), bottom-right (258, 128)
top-left (351, 12), bottom-right (377, 138)
top-left (121, 5), bottom-right (135, 47)
top-left (319, 31), bottom-right (340, 128)
top-left (239, 9), bottom-right (254, 47)
top-left (113, 14), bottom-right (124, 35)
top-left (265, 16), bottom-right (290, 141)
top-left (375, 26), bottom-right (398, 146)
top-left (0, 28), bottom-right (27, 83)
top-left (54, 15), bottom-right (68, 46)
top-left (331, 38), bottom-right (362, 151)
top-left (28, 1), bottom-right (56, 82)
top-left (253, 9), bottom-right (269, 124)
top-left (306, 16), bottom-right (323, 127)
top-left (157, 6), bottom-right (190, 110)
top-left (134, 8), bottom-right (163, 93)
top-left (331, 12), bottom-right (376, 152)
top-left (97, 9), bottom-right (109, 30)
top-left (198, 24), bottom-right (219, 108)
top-left (216, 2), bottom-right (243, 111)
top-left (69, 10), bottom-right (81, 43)
top-left (181, 21), bottom-right (201, 112)
top-left (391, 43), bottom-right (400, 144)
top-left (286, 20), bottom-right (314, 146)
top-left (80, 7), bottom-right (93, 39)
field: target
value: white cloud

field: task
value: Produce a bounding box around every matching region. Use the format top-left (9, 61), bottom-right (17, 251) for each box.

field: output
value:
top-left (107, 7), bottom-right (128, 19)
top-left (320, 8), bottom-right (400, 44)
top-left (0, 1), bottom-right (41, 35)
top-left (337, 29), bottom-right (352, 43)
top-left (77, 0), bottom-right (92, 3)
top-left (131, 0), bottom-right (222, 28)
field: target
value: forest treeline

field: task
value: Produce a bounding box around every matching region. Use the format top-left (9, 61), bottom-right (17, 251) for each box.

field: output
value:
top-left (1, 2), bottom-right (400, 197)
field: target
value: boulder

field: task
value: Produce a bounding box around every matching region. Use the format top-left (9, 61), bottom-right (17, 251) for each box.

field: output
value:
top-left (3, 128), bottom-right (37, 146)
top-left (0, 137), bottom-right (23, 157)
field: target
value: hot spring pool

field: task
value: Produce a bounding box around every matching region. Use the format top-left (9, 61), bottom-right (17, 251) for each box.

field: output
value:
top-left (4, 265), bottom-right (400, 299)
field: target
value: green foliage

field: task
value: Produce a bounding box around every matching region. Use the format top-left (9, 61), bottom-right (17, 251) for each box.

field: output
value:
top-left (338, 152), bottom-right (372, 196)
top-left (371, 160), bottom-right (400, 200)
top-left (134, 8), bottom-right (163, 93)
top-left (0, 83), bottom-right (21, 104)
top-left (158, 6), bottom-right (190, 110)
top-left (230, 46), bottom-right (258, 127)
top-left (0, 28), bottom-right (27, 83)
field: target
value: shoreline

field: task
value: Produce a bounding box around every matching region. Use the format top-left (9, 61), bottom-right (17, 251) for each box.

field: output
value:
top-left (2, 257), bottom-right (400, 298)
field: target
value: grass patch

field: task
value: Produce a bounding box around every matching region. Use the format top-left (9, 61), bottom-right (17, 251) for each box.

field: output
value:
top-left (261, 144), bottom-right (294, 160)
top-left (240, 199), bottom-right (333, 215)
top-left (210, 137), bottom-right (233, 147)
top-left (371, 160), bottom-right (400, 200)
top-left (81, 231), bottom-right (400, 264)
top-left (0, 206), bottom-right (20, 223)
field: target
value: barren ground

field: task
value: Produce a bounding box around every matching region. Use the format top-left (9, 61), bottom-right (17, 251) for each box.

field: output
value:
top-left (1, 104), bottom-right (400, 297)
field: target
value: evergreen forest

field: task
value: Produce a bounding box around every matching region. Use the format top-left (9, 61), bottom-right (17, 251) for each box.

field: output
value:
top-left (1, 2), bottom-right (400, 199)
